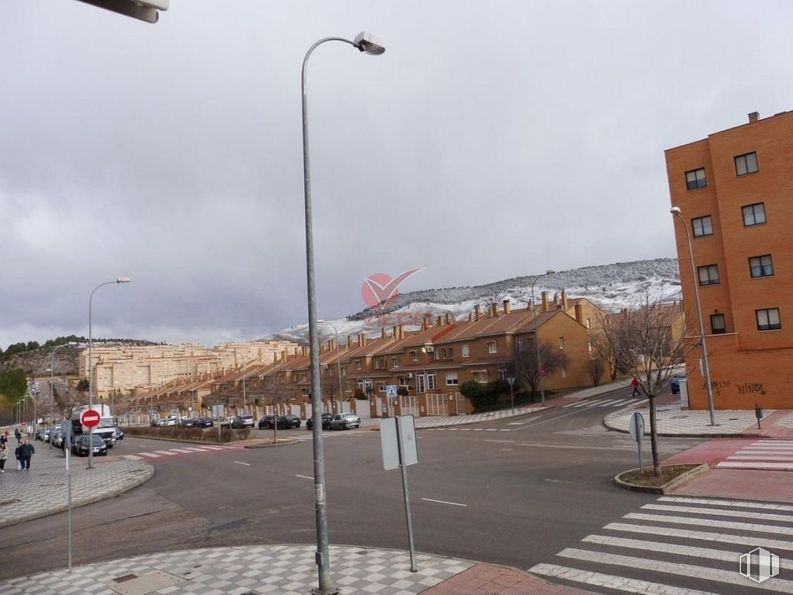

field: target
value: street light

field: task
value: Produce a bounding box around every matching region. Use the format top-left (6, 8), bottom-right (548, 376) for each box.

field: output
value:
top-left (301, 32), bottom-right (384, 594)
top-left (76, 0), bottom-right (168, 23)
top-left (88, 277), bottom-right (131, 469)
top-left (671, 207), bottom-right (716, 426)
top-left (319, 320), bottom-right (345, 404)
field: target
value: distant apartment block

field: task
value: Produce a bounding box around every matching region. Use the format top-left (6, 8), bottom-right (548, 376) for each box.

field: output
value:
top-left (80, 340), bottom-right (301, 398)
top-left (666, 110), bottom-right (793, 409)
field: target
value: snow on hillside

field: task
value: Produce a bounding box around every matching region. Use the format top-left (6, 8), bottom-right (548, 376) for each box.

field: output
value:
top-left (272, 258), bottom-right (681, 343)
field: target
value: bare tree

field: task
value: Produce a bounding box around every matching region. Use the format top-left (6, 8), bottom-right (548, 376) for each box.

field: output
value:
top-left (588, 355), bottom-right (605, 386)
top-left (601, 296), bottom-right (688, 475)
top-left (512, 339), bottom-right (570, 396)
top-left (260, 374), bottom-right (294, 443)
top-left (590, 332), bottom-right (618, 382)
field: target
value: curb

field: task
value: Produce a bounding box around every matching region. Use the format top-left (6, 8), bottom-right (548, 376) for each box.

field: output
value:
top-left (121, 433), bottom-right (244, 446)
top-left (244, 439), bottom-right (300, 449)
top-left (613, 463), bottom-right (709, 495)
top-left (0, 461), bottom-right (154, 529)
top-left (602, 413), bottom-right (760, 439)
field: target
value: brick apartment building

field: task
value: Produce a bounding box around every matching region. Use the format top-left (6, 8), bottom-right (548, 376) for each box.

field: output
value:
top-left (666, 110), bottom-right (793, 410)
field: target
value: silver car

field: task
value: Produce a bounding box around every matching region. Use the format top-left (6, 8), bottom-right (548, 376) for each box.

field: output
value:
top-left (329, 413), bottom-right (361, 431)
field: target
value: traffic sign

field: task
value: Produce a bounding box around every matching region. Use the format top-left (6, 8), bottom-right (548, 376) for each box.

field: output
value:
top-left (386, 385), bottom-right (397, 397)
top-left (629, 411), bottom-right (645, 442)
top-left (80, 409), bottom-right (101, 429)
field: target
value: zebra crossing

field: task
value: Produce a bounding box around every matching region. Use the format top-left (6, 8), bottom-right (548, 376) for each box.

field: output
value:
top-left (561, 396), bottom-right (640, 410)
top-left (122, 444), bottom-right (237, 461)
top-left (530, 495), bottom-right (793, 594)
top-left (718, 440), bottom-right (793, 471)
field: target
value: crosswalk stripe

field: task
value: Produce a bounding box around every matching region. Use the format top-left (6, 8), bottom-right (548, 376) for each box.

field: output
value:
top-left (170, 448), bottom-right (194, 453)
top-left (740, 446), bottom-right (793, 451)
top-left (154, 450), bottom-right (178, 456)
top-left (612, 398), bottom-right (636, 406)
top-left (728, 455), bottom-right (793, 461)
top-left (138, 452), bottom-right (161, 458)
top-left (122, 454), bottom-right (143, 461)
top-left (529, 562), bottom-right (718, 595)
top-left (595, 399), bottom-right (618, 407)
top-left (717, 461), bottom-right (793, 470)
top-left (642, 503), bottom-right (793, 524)
top-left (561, 402), bottom-right (579, 408)
top-left (624, 512), bottom-right (793, 536)
top-left (659, 496), bottom-right (793, 512)
top-left (571, 402), bottom-right (589, 408)
top-left (557, 548), bottom-right (793, 593)
top-left (606, 522), bottom-right (793, 552)
top-left (183, 447), bottom-right (209, 451)
top-left (581, 534), bottom-right (736, 562)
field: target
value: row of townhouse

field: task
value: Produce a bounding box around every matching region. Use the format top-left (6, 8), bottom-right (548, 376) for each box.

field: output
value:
top-left (133, 291), bottom-right (608, 417)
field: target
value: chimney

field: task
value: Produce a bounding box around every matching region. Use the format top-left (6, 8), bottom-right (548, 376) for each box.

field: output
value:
top-left (280, 350), bottom-right (286, 362)
top-left (398, 324), bottom-right (404, 339)
top-left (445, 313), bottom-right (452, 324)
top-left (561, 290), bottom-right (568, 311)
top-left (436, 315), bottom-right (443, 327)
top-left (553, 292), bottom-right (559, 306)
top-left (748, 111), bottom-right (759, 123)
top-left (381, 328), bottom-right (386, 339)
top-left (490, 303), bottom-right (499, 317)
top-left (574, 303), bottom-right (583, 324)
top-left (421, 319), bottom-right (428, 331)
top-left (474, 304), bottom-right (481, 321)
top-left (358, 333), bottom-right (366, 347)
top-left (347, 336), bottom-right (353, 349)
top-left (542, 291), bottom-right (549, 312)
top-left (503, 299), bottom-right (511, 314)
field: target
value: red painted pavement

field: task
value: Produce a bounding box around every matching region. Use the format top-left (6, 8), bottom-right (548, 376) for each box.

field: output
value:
top-left (661, 438), bottom-right (753, 467)
top-left (424, 564), bottom-right (588, 595)
top-left (668, 469), bottom-right (793, 503)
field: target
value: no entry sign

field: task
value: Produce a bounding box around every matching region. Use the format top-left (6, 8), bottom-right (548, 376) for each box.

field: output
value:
top-left (80, 409), bottom-right (101, 429)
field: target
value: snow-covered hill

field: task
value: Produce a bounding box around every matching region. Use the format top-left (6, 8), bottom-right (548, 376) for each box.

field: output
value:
top-left (272, 258), bottom-right (681, 343)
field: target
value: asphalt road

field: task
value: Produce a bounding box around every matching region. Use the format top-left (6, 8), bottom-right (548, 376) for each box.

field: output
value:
top-left (0, 389), bottom-right (704, 587)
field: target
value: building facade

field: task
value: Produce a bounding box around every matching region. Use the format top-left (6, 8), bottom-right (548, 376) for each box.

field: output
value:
top-left (666, 110), bottom-right (793, 409)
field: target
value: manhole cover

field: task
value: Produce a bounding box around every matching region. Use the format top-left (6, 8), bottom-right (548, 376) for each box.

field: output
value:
top-left (113, 574), bottom-right (138, 584)
top-left (109, 570), bottom-right (186, 595)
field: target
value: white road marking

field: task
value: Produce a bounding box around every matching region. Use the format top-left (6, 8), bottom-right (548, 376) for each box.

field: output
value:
top-left (421, 497), bottom-right (467, 507)
top-left (595, 399), bottom-right (619, 407)
top-left (484, 439), bottom-right (515, 444)
top-left (642, 503), bottom-right (793, 523)
top-left (169, 448), bottom-right (194, 453)
top-left (296, 474), bottom-right (314, 480)
top-left (473, 428), bottom-right (483, 431)
top-left (558, 548), bottom-right (793, 593)
top-left (659, 496), bottom-right (793, 512)
top-left (582, 534), bottom-right (738, 562)
top-left (728, 454), bottom-right (793, 461)
top-left (515, 442), bottom-right (634, 451)
top-left (529, 563), bottom-right (718, 595)
top-left (606, 522), bottom-right (793, 552)
top-left (184, 447), bottom-right (209, 452)
top-left (154, 450), bottom-right (178, 456)
top-left (499, 448), bottom-right (513, 452)
top-left (138, 452), bottom-right (161, 458)
top-left (717, 461), bottom-right (793, 470)
top-left (122, 454), bottom-right (143, 460)
top-left (234, 461), bottom-right (251, 466)
top-left (624, 512), bottom-right (793, 536)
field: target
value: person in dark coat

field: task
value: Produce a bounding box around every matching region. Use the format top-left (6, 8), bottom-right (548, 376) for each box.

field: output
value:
top-left (14, 428), bottom-right (21, 443)
top-left (18, 439), bottom-right (35, 471)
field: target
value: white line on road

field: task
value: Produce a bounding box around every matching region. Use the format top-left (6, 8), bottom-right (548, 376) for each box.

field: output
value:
top-left (138, 452), bottom-right (161, 458)
top-left (582, 534), bottom-right (739, 562)
top-left (122, 454), bottom-right (143, 460)
top-left (421, 497), bottom-right (467, 507)
top-left (728, 455), bottom-right (793, 461)
top-left (515, 442), bottom-right (634, 451)
top-left (529, 563), bottom-right (717, 595)
top-left (717, 461), bottom-right (793, 470)
top-left (624, 512), bottom-right (793, 536)
top-left (659, 496), bottom-right (793, 512)
top-left (642, 503), bottom-right (793, 523)
top-left (484, 439), bottom-right (515, 444)
top-left (154, 450), bottom-right (178, 456)
top-left (234, 461), bottom-right (251, 466)
top-left (296, 474), bottom-right (314, 480)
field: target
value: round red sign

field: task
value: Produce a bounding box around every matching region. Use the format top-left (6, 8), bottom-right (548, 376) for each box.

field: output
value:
top-left (80, 409), bottom-right (101, 429)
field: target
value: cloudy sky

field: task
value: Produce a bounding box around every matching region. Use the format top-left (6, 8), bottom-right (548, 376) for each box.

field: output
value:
top-left (1, 1), bottom-right (791, 349)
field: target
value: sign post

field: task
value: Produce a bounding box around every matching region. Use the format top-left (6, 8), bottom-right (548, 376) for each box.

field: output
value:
top-left (63, 419), bottom-right (73, 572)
top-left (80, 408), bottom-right (100, 471)
top-left (507, 376), bottom-right (516, 412)
top-left (629, 411), bottom-right (645, 474)
top-left (381, 414), bottom-right (418, 572)
top-left (386, 385), bottom-right (397, 417)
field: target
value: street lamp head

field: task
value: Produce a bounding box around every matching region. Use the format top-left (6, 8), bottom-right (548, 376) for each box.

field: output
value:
top-left (354, 31), bottom-right (385, 55)
top-left (670, 207), bottom-right (682, 216)
top-left (116, 277), bottom-right (131, 284)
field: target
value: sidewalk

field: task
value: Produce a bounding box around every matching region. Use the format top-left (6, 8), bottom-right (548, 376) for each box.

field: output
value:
top-left (603, 394), bottom-right (793, 438)
top-left (0, 440), bottom-right (153, 529)
top-left (0, 544), bottom-right (584, 595)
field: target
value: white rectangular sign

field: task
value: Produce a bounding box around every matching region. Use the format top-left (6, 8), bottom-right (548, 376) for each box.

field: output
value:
top-left (380, 415), bottom-right (418, 470)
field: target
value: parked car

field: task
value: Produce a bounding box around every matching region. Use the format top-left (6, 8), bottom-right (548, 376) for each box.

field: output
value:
top-left (194, 417), bottom-right (214, 428)
top-left (51, 427), bottom-right (65, 449)
top-left (231, 415), bottom-right (256, 429)
top-left (671, 374), bottom-right (686, 395)
top-left (258, 415), bottom-right (276, 429)
top-left (150, 418), bottom-right (160, 427)
top-left (278, 415), bottom-right (301, 429)
top-left (72, 434), bottom-right (108, 457)
top-left (329, 413), bottom-right (361, 431)
top-left (179, 417), bottom-right (196, 428)
top-left (219, 416), bottom-right (234, 428)
top-left (163, 416), bottom-right (178, 426)
top-left (306, 413), bottom-right (333, 430)
top-left (113, 427), bottom-right (124, 441)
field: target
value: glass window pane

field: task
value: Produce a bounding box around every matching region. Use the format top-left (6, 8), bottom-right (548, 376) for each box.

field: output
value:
top-left (736, 156), bottom-right (747, 176)
top-left (746, 152), bottom-right (758, 172)
top-left (755, 204), bottom-right (766, 224)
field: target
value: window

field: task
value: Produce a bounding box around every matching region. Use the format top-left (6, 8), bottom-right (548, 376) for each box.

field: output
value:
top-left (561, 368), bottom-right (567, 379)
top-left (516, 338), bottom-right (524, 351)
top-left (588, 341), bottom-right (593, 355)
top-left (410, 350), bottom-right (418, 362)
top-left (559, 336), bottom-right (565, 350)
top-left (391, 357), bottom-right (399, 369)
top-left (427, 372), bottom-right (437, 391)
top-left (691, 216), bottom-right (713, 237)
top-left (374, 357), bottom-right (384, 370)
top-left (398, 376), bottom-right (408, 387)
top-left (749, 255), bottom-right (774, 278)
top-left (354, 359), bottom-right (362, 371)
top-left (445, 372), bottom-right (458, 386)
top-left (685, 167), bottom-right (707, 190)
top-left (473, 370), bottom-right (488, 384)
top-left (461, 344), bottom-right (470, 358)
top-left (735, 152), bottom-right (759, 176)
top-left (378, 383), bottom-right (386, 393)
top-left (742, 203), bottom-right (766, 226)
top-left (586, 318), bottom-right (591, 329)
top-left (756, 308), bottom-right (781, 331)
top-left (487, 341), bottom-right (497, 354)
top-left (710, 314), bottom-right (726, 334)
top-left (698, 264), bottom-right (720, 286)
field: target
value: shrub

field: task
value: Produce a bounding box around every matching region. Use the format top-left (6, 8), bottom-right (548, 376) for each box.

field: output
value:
top-left (122, 426), bottom-right (250, 443)
top-left (460, 381), bottom-right (498, 412)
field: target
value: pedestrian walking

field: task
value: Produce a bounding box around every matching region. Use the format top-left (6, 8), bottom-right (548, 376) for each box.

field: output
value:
top-left (0, 443), bottom-right (7, 473)
top-left (14, 427), bottom-right (21, 443)
top-left (14, 444), bottom-right (21, 471)
top-left (18, 439), bottom-right (34, 471)
top-left (630, 377), bottom-right (641, 398)
top-left (0, 430), bottom-right (8, 447)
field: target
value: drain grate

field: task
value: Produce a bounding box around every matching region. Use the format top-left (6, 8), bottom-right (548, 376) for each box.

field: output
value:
top-left (113, 574), bottom-right (138, 584)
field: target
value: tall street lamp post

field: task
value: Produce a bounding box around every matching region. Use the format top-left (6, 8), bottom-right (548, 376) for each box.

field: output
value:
top-left (88, 277), bottom-right (131, 469)
top-left (671, 207), bottom-right (716, 426)
top-left (301, 31), bottom-right (385, 594)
